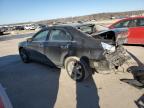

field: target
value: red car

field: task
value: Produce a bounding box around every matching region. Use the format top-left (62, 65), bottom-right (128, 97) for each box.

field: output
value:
top-left (108, 16), bottom-right (144, 45)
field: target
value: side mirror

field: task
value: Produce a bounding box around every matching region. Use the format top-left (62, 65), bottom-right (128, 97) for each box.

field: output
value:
top-left (27, 38), bottom-right (32, 42)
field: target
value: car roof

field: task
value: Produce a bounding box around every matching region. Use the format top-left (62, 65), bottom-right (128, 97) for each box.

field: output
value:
top-left (42, 23), bottom-right (95, 30)
top-left (53, 23), bottom-right (94, 28)
top-left (116, 16), bottom-right (144, 22)
top-left (109, 16), bottom-right (144, 27)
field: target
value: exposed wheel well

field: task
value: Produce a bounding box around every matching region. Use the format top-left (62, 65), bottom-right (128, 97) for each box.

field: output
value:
top-left (64, 56), bottom-right (90, 67)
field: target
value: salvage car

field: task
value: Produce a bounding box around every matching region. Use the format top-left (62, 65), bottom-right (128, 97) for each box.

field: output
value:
top-left (19, 24), bottom-right (130, 81)
top-left (0, 30), bottom-right (3, 35)
top-left (108, 16), bottom-right (144, 45)
top-left (0, 27), bottom-right (7, 35)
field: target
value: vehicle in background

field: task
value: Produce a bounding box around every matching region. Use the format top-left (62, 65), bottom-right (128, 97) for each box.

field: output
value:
top-left (24, 24), bottom-right (36, 30)
top-left (7, 26), bottom-right (15, 31)
top-left (35, 24), bottom-right (48, 31)
top-left (14, 26), bottom-right (25, 30)
top-left (0, 27), bottom-right (8, 35)
top-left (19, 24), bottom-right (129, 81)
top-left (108, 16), bottom-right (144, 45)
top-left (0, 29), bottom-right (3, 35)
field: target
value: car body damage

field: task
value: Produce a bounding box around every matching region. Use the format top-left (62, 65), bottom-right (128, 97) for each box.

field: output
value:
top-left (91, 28), bottom-right (128, 45)
top-left (92, 45), bottom-right (130, 71)
top-left (89, 27), bottom-right (129, 71)
top-left (19, 24), bottom-right (130, 81)
top-left (73, 24), bottom-right (129, 71)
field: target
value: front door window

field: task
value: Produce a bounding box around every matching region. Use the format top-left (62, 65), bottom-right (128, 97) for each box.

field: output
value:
top-left (32, 30), bottom-right (49, 42)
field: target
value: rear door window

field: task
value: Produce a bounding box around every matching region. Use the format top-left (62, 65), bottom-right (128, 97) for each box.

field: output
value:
top-left (137, 18), bottom-right (144, 27)
top-left (114, 20), bottom-right (130, 28)
top-left (114, 19), bottom-right (137, 28)
top-left (127, 19), bottom-right (137, 27)
top-left (49, 29), bottom-right (72, 42)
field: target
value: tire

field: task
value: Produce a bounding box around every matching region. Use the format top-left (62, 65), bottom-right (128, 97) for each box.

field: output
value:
top-left (65, 57), bottom-right (92, 82)
top-left (19, 48), bottom-right (30, 63)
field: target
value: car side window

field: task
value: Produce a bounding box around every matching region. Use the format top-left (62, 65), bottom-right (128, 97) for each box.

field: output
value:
top-left (114, 20), bottom-right (130, 28)
top-left (32, 30), bottom-right (49, 41)
top-left (137, 18), bottom-right (144, 27)
top-left (127, 19), bottom-right (137, 27)
top-left (49, 29), bottom-right (72, 41)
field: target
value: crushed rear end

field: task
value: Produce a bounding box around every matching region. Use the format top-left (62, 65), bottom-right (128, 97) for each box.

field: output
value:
top-left (91, 28), bottom-right (130, 71)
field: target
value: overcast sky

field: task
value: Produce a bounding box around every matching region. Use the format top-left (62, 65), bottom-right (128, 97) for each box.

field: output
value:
top-left (0, 0), bottom-right (144, 25)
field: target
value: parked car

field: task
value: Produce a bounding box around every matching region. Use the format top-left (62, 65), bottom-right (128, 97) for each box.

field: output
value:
top-left (19, 24), bottom-right (129, 81)
top-left (0, 30), bottom-right (3, 35)
top-left (108, 16), bottom-right (144, 45)
top-left (14, 26), bottom-right (24, 30)
top-left (24, 24), bottom-right (35, 30)
top-left (0, 27), bottom-right (7, 35)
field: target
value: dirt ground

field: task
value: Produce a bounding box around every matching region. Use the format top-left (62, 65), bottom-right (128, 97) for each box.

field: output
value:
top-left (5, 30), bottom-right (36, 36)
top-left (0, 37), bottom-right (143, 108)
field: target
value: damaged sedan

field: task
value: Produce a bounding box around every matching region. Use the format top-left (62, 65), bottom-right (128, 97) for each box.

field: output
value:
top-left (19, 24), bottom-right (130, 81)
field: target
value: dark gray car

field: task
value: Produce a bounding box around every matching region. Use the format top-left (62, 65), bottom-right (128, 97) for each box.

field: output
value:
top-left (19, 24), bottom-right (129, 81)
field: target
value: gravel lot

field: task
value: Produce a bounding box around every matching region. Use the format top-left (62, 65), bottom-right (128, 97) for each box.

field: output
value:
top-left (0, 35), bottom-right (143, 108)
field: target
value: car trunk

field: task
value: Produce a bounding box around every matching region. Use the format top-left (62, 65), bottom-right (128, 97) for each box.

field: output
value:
top-left (91, 28), bottom-right (128, 46)
top-left (91, 28), bottom-right (130, 70)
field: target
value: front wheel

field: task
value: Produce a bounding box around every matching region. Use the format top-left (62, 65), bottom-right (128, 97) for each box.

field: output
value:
top-left (19, 48), bottom-right (30, 63)
top-left (65, 57), bottom-right (92, 82)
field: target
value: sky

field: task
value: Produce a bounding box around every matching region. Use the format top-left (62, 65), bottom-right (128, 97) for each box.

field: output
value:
top-left (0, 0), bottom-right (144, 25)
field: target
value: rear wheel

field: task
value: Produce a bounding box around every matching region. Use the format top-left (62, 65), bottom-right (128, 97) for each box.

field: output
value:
top-left (19, 48), bottom-right (30, 63)
top-left (65, 57), bottom-right (92, 82)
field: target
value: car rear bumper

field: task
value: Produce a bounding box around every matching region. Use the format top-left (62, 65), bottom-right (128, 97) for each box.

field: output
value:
top-left (90, 46), bottom-right (131, 71)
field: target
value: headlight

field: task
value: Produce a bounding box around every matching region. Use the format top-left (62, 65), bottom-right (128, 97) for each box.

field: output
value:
top-left (101, 42), bottom-right (115, 52)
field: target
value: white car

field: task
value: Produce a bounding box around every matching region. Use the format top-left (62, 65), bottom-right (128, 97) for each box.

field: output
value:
top-left (24, 24), bottom-right (35, 30)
